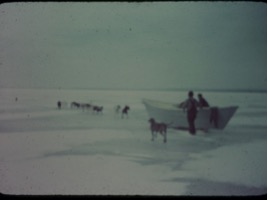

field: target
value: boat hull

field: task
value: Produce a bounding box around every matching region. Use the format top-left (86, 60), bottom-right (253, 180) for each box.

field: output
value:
top-left (142, 99), bottom-right (238, 130)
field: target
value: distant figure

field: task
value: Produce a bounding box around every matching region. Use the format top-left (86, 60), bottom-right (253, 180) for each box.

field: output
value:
top-left (15, 97), bottom-right (18, 102)
top-left (121, 105), bottom-right (130, 119)
top-left (182, 91), bottom-right (199, 135)
top-left (198, 93), bottom-right (209, 108)
top-left (57, 101), bottom-right (61, 110)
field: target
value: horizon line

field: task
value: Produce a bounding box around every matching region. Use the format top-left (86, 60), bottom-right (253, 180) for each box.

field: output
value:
top-left (0, 86), bottom-right (266, 93)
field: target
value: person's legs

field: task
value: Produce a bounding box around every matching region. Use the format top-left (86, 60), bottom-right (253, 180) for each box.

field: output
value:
top-left (187, 113), bottom-right (196, 135)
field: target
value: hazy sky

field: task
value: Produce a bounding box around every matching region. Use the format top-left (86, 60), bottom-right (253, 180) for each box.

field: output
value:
top-left (0, 2), bottom-right (266, 90)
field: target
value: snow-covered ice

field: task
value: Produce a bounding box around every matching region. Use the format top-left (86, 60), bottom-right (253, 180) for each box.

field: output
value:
top-left (0, 88), bottom-right (266, 196)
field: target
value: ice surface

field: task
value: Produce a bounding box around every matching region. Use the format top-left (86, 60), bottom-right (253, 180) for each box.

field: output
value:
top-left (0, 88), bottom-right (266, 196)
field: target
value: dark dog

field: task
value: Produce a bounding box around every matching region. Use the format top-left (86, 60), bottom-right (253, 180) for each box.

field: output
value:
top-left (71, 102), bottom-right (80, 109)
top-left (148, 118), bottom-right (171, 143)
top-left (93, 106), bottom-right (103, 114)
top-left (121, 105), bottom-right (130, 119)
top-left (57, 101), bottom-right (61, 110)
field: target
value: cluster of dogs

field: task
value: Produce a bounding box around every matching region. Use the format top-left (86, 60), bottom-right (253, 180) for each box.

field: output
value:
top-left (57, 101), bottom-right (171, 143)
top-left (70, 101), bottom-right (104, 114)
top-left (57, 101), bottom-right (130, 118)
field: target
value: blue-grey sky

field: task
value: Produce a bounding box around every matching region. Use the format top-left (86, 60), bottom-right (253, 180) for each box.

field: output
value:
top-left (0, 2), bottom-right (266, 90)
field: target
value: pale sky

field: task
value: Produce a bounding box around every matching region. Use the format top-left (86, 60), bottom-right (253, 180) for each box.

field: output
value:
top-left (0, 2), bottom-right (266, 91)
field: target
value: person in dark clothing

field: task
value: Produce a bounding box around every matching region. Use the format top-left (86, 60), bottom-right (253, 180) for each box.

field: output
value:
top-left (198, 93), bottom-right (209, 108)
top-left (183, 91), bottom-right (199, 135)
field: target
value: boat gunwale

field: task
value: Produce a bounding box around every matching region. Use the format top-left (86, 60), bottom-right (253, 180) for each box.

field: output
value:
top-left (142, 98), bottom-right (238, 111)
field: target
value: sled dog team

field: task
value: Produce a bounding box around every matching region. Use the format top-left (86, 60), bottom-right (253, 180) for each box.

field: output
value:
top-left (57, 101), bottom-right (130, 118)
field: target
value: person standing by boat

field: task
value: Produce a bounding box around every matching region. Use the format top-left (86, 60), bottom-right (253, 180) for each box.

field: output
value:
top-left (198, 93), bottom-right (210, 108)
top-left (183, 91), bottom-right (199, 135)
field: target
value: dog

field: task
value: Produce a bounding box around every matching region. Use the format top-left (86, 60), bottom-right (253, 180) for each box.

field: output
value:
top-left (57, 101), bottom-right (61, 110)
top-left (121, 105), bottom-right (130, 119)
top-left (93, 105), bottom-right (103, 114)
top-left (80, 103), bottom-right (92, 111)
top-left (71, 102), bottom-right (80, 109)
top-left (148, 118), bottom-right (172, 143)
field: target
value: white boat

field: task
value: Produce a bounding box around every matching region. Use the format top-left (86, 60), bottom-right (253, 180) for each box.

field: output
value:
top-left (142, 99), bottom-right (238, 130)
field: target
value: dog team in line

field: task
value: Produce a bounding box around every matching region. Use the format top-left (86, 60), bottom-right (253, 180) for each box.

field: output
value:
top-left (57, 101), bottom-right (130, 118)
